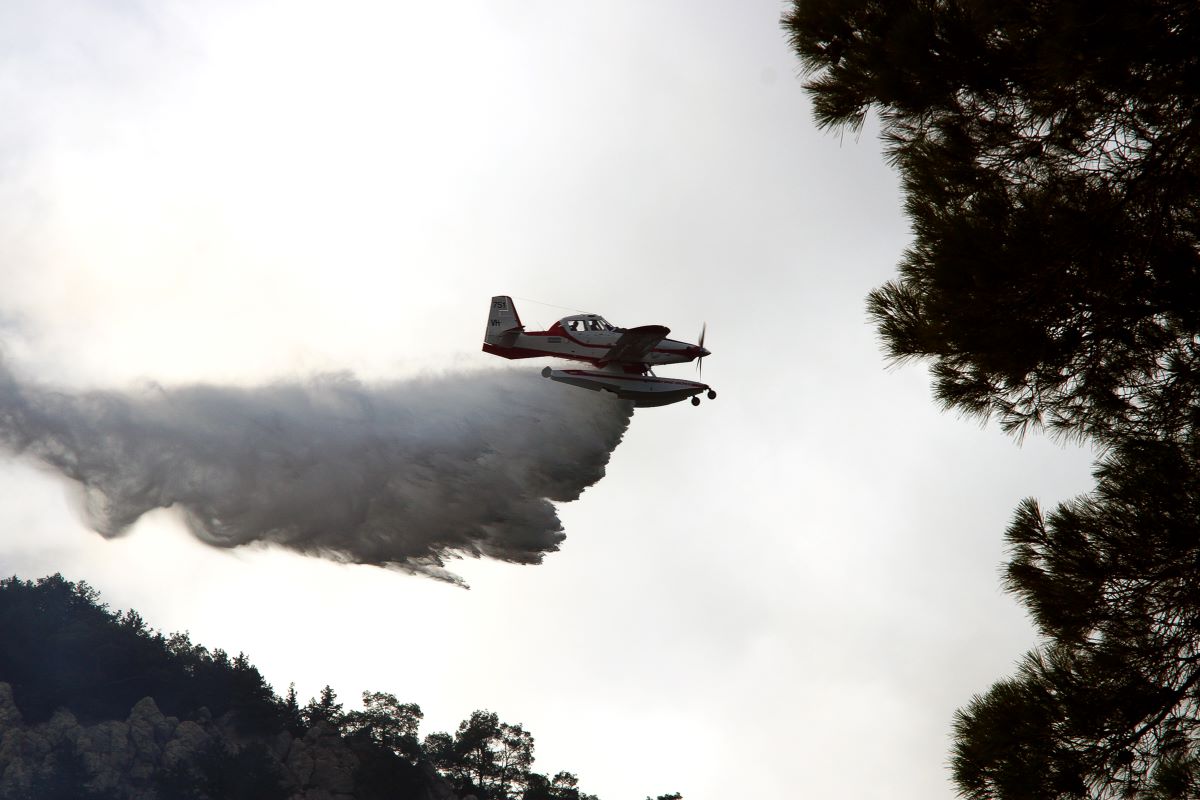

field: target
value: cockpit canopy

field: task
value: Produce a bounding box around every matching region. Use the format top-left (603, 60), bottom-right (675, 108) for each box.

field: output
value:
top-left (559, 314), bottom-right (615, 333)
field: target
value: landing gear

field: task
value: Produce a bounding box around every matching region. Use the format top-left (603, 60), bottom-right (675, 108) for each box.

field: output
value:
top-left (541, 366), bottom-right (552, 378)
top-left (707, 389), bottom-right (717, 400)
top-left (691, 396), bottom-right (701, 407)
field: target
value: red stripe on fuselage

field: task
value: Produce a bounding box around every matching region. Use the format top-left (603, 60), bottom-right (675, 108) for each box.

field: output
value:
top-left (482, 342), bottom-right (603, 365)
top-left (521, 328), bottom-right (692, 356)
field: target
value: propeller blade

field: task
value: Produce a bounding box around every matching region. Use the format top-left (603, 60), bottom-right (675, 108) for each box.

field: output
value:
top-left (698, 322), bottom-right (706, 349)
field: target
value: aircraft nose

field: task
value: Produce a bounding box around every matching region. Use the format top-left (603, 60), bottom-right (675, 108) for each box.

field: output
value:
top-left (698, 347), bottom-right (710, 358)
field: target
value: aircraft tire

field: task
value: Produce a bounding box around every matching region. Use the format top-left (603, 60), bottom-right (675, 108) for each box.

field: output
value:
top-left (541, 367), bottom-right (552, 378)
top-left (707, 389), bottom-right (716, 400)
top-left (691, 396), bottom-right (701, 406)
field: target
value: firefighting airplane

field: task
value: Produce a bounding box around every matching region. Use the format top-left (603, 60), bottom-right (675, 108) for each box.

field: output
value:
top-left (482, 295), bottom-right (716, 407)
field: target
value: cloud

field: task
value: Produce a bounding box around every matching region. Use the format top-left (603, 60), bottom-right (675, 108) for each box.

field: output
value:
top-left (0, 360), bottom-right (632, 585)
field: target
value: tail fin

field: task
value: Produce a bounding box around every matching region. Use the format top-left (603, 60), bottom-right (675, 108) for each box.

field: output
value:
top-left (484, 295), bottom-right (524, 345)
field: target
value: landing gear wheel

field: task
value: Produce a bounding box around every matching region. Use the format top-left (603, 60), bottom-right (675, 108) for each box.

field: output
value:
top-left (691, 396), bottom-right (701, 406)
top-left (707, 389), bottom-right (717, 400)
top-left (541, 367), bottom-right (552, 378)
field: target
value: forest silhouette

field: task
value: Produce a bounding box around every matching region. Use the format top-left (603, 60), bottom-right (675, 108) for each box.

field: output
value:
top-left (0, 574), bottom-right (678, 800)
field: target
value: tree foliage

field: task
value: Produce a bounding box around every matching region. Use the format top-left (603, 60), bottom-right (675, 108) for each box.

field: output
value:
top-left (0, 574), bottom-right (639, 799)
top-left (153, 739), bottom-right (290, 800)
top-left (953, 438), bottom-right (1200, 798)
top-left (0, 574), bottom-right (281, 732)
top-left (525, 771), bottom-right (599, 800)
top-left (785, 2), bottom-right (1200, 798)
top-left (425, 710), bottom-right (535, 800)
top-left (0, 738), bottom-right (122, 800)
top-left (303, 684), bottom-right (345, 731)
top-left (784, 0), bottom-right (1200, 443)
top-left (422, 709), bottom-right (604, 800)
top-left (344, 690), bottom-right (424, 762)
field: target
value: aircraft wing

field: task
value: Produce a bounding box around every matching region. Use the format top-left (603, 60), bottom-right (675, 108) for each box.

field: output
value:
top-left (602, 325), bottom-right (670, 364)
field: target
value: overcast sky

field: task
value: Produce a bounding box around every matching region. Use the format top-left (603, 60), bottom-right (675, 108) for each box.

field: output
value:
top-left (0, 3), bottom-right (1098, 798)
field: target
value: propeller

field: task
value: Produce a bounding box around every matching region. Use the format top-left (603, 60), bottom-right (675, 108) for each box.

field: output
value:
top-left (696, 322), bottom-right (707, 381)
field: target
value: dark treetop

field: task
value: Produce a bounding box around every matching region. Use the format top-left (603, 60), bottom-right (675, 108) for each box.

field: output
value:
top-left (785, 0), bottom-right (1200, 444)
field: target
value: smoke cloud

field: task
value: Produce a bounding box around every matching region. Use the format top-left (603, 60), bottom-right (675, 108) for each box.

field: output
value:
top-left (0, 360), bottom-right (633, 585)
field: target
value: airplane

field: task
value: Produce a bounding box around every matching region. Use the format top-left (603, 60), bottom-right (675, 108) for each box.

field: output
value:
top-left (482, 295), bottom-right (716, 408)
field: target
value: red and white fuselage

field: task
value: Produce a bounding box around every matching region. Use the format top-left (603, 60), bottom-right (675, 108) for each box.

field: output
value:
top-left (482, 296), bottom-right (715, 408)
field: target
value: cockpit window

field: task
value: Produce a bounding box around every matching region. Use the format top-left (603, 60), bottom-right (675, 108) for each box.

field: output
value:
top-left (563, 316), bottom-right (613, 332)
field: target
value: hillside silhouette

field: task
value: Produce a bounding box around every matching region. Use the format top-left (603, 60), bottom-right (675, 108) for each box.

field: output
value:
top-left (0, 574), bottom-right (673, 800)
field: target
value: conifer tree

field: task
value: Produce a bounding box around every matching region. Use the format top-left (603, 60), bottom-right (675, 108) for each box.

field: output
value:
top-left (303, 684), bottom-right (344, 730)
top-left (784, 0), bottom-right (1200, 444)
top-left (953, 438), bottom-right (1200, 798)
top-left (784, 2), bottom-right (1200, 797)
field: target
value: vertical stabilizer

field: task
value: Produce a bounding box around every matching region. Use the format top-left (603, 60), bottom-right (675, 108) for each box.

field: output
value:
top-left (484, 295), bottom-right (523, 345)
